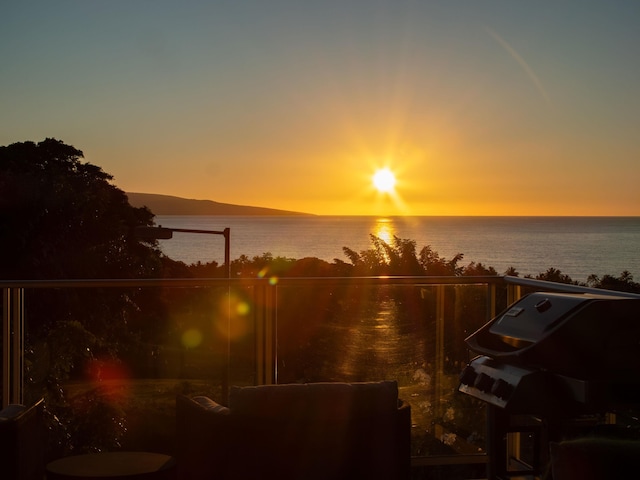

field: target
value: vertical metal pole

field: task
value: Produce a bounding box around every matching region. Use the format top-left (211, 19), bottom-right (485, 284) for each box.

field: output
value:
top-left (254, 281), bottom-right (276, 386)
top-left (221, 286), bottom-right (230, 402)
top-left (2, 287), bottom-right (24, 407)
top-left (223, 228), bottom-right (230, 280)
top-left (255, 283), bottom-right (265, 385)
top-left (13, 288), bottom-right (24, 405)
top-left (266, 282), bottom-right (277, 384)
top-left (507, 283), bottom-right (522, 305)
top-left (486, 405), bottom-right (507, 480)
top-left (223, 228), bottom-right (231, 401)
top-left (434, 285), bottom-right (445, 419)
top-left (2, 287), bottom-right (10, 407)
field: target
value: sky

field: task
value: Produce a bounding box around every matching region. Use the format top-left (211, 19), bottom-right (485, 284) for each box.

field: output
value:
top-left (2, 1), bottom-right (639, 216)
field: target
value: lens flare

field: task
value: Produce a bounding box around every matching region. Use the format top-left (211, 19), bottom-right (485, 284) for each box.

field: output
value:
top-left (182, 328), bottom-right (203, 348)
top-left (236, 301), bottom-right (250, 316)
top-left (214, 292), bottom-right (251, 340)
top-left (84, 358), bottom-right (132, 403)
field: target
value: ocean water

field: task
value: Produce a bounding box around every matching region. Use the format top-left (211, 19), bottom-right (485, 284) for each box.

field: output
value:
top-left (154, 216), bottom-right (640, 283)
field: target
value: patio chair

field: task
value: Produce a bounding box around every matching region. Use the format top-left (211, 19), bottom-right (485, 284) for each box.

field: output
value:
top-left (176, 381), bottom-right (411, 480)
top-left (0, 398), bottom-right (45, 480)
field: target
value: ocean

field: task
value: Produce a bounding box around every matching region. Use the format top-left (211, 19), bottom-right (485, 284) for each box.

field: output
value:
top-left (154, 216), bottom-right (640, 283)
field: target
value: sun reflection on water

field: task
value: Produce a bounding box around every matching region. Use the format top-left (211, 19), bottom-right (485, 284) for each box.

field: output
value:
top-left (373, 217), bottom-right (396, 245)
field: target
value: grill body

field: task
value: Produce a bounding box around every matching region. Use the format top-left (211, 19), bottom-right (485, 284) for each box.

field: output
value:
top-left (458, 292), bottom-right (640, 479)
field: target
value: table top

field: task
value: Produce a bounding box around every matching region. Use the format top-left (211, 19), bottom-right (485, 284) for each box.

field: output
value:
top-left (46, 451), bottom-right (176, 479)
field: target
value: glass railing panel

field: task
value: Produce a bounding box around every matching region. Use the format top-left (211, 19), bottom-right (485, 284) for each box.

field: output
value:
top-left (5, 276), bottom-right (540, 465)
top-left (20, 284), bottom-right (234, 458)
top-left (274, 282), bottom-right (496, 458)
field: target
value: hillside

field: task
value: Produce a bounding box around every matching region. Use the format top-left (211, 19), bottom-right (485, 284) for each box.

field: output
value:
top-left (126, 192), bottom-right (312, 216)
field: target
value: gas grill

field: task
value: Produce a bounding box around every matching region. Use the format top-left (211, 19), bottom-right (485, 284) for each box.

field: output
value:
top-left (458, 292), bottom-right (640, 479)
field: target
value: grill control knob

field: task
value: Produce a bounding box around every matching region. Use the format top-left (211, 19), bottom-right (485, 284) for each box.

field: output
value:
top-left (474, 372), bottom-right (494, 393)
top-left (491, 378), bottom-right (514, 399)
top-left (459, 366), bottom-right (477, 386)
top-left (535, 298), bottom-right (552, 312)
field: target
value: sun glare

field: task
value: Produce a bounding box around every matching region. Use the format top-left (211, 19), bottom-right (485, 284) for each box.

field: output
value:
top-left (372, 168), bottom-right (396, 193)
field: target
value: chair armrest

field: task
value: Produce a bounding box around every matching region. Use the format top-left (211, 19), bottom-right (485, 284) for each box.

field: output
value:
top-left (175, 395), bottom-right (232, 480)
top-left (0, 398), bottom-right (45, 480)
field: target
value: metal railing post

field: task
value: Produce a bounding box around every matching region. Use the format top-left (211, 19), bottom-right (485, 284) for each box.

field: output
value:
top-left (2, 287), bottom-right (24, 407)
top-left (13, 288), bottom-right (23, 405)
top-left (507, 283), bottom-right (521, 305)
top-left (434, 284), bottom-right (445, 420)
top-left (254, 281), bottom-right (277, 385)
top-left (2, 287), bottom-right (8, 407)
top-left (267, 282), bottom-right (277, 384)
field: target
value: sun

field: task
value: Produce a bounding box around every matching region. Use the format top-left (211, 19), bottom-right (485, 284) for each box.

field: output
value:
top-left (372, 168), bottom-right (396, 193)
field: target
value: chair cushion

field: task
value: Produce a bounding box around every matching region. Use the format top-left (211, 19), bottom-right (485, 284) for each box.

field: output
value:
top-left (175, 395), bottom-right (232, 480)
top-left (228, 380), bottom-right (398, 419)
top-left (177, 383), bottom-right (409, 480)
top-left (227, 381), bottom-right (399, 480)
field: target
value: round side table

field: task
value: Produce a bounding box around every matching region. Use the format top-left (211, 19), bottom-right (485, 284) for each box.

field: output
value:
top-left (46, 451), bottom-right (176, 480)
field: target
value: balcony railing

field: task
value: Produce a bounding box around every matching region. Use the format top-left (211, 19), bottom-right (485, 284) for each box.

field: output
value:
top-left (2, 275), bottom-right (632, 473)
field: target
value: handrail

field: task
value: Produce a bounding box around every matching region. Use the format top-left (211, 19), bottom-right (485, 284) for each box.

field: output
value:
top-left (503, 275), bottom-right (640, 298)
top-left (0, 275), bottom-right (505, 289)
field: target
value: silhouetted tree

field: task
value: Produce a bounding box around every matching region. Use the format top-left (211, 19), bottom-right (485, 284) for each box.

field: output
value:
top-left (462, 262), bottom-right (497, 276)
top-left (418, 245), bottom-right (464, 276)
top-left (342, 235), bottom-right (466, 276)
top-left (0, 138), bottom-right (160, 279)
top-left (342, 235), bottom-right (388, 275)
top-left (0, 138), bottom-right (176, 455)
top-left (0, 138), bottom-right (174, 343)
top-left (534, 267), bottom-right (577, 285)
top-left (504, 266), bottom-right (520, 277)
top-left (587, 271), bottom-right (640, 293)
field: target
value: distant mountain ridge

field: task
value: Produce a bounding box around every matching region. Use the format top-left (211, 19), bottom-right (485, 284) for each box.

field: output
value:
top-left (126, 192), bottom-right (312, 216)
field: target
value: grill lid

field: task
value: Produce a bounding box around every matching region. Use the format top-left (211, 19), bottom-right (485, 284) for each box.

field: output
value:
top-left (487, 293), bottom-right (585, 345)
top-left (465, 292), bottom-right (640, 378)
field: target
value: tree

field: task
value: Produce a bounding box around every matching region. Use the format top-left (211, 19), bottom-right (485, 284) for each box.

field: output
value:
top-left (587, 271), bottom-right (640, 293)
top-left (0, 138), bottom-right (161, 279)
top-left (418, 245), bottom-right (464, 276)
top-left (535, 268), bottom-right (577, 285)
top-left (504, 266), bottom-right (520, 277)
top-left (462, 261), bottom-right (497, 276)
top-left (0, 139), bottom-right (174, 455)
top-left (342, 235), bottom-right (465, 276)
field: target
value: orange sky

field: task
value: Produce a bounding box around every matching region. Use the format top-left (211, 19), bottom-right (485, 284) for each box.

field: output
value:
top-left (2, 2), bottom-right (639, 216)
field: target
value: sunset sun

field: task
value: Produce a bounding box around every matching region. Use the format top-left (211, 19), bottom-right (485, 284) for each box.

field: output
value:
top-left (372, 168), bottom-right (396, 193)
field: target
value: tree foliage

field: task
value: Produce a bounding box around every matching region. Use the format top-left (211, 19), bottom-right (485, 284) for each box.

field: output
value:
top-left (0, 139), bottom-right (175, 455)
top-left (0, 138), bottom-right (160, 279)
top-left (534, 267), bottom-right (578, 285)
top-left (0, 137), bottom-right (176, 392)
top-left (342, 234), bottom-right (473, 277)
top-left (587, 271), bottom-right (640, 293)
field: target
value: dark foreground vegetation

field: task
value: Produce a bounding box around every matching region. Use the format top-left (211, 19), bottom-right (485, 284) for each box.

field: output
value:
top-left (2, 139), bottom-right (639, 459)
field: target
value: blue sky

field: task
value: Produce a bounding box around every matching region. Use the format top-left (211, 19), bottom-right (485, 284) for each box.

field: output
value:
top-left (2, 1), bottom-right (639, 215)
